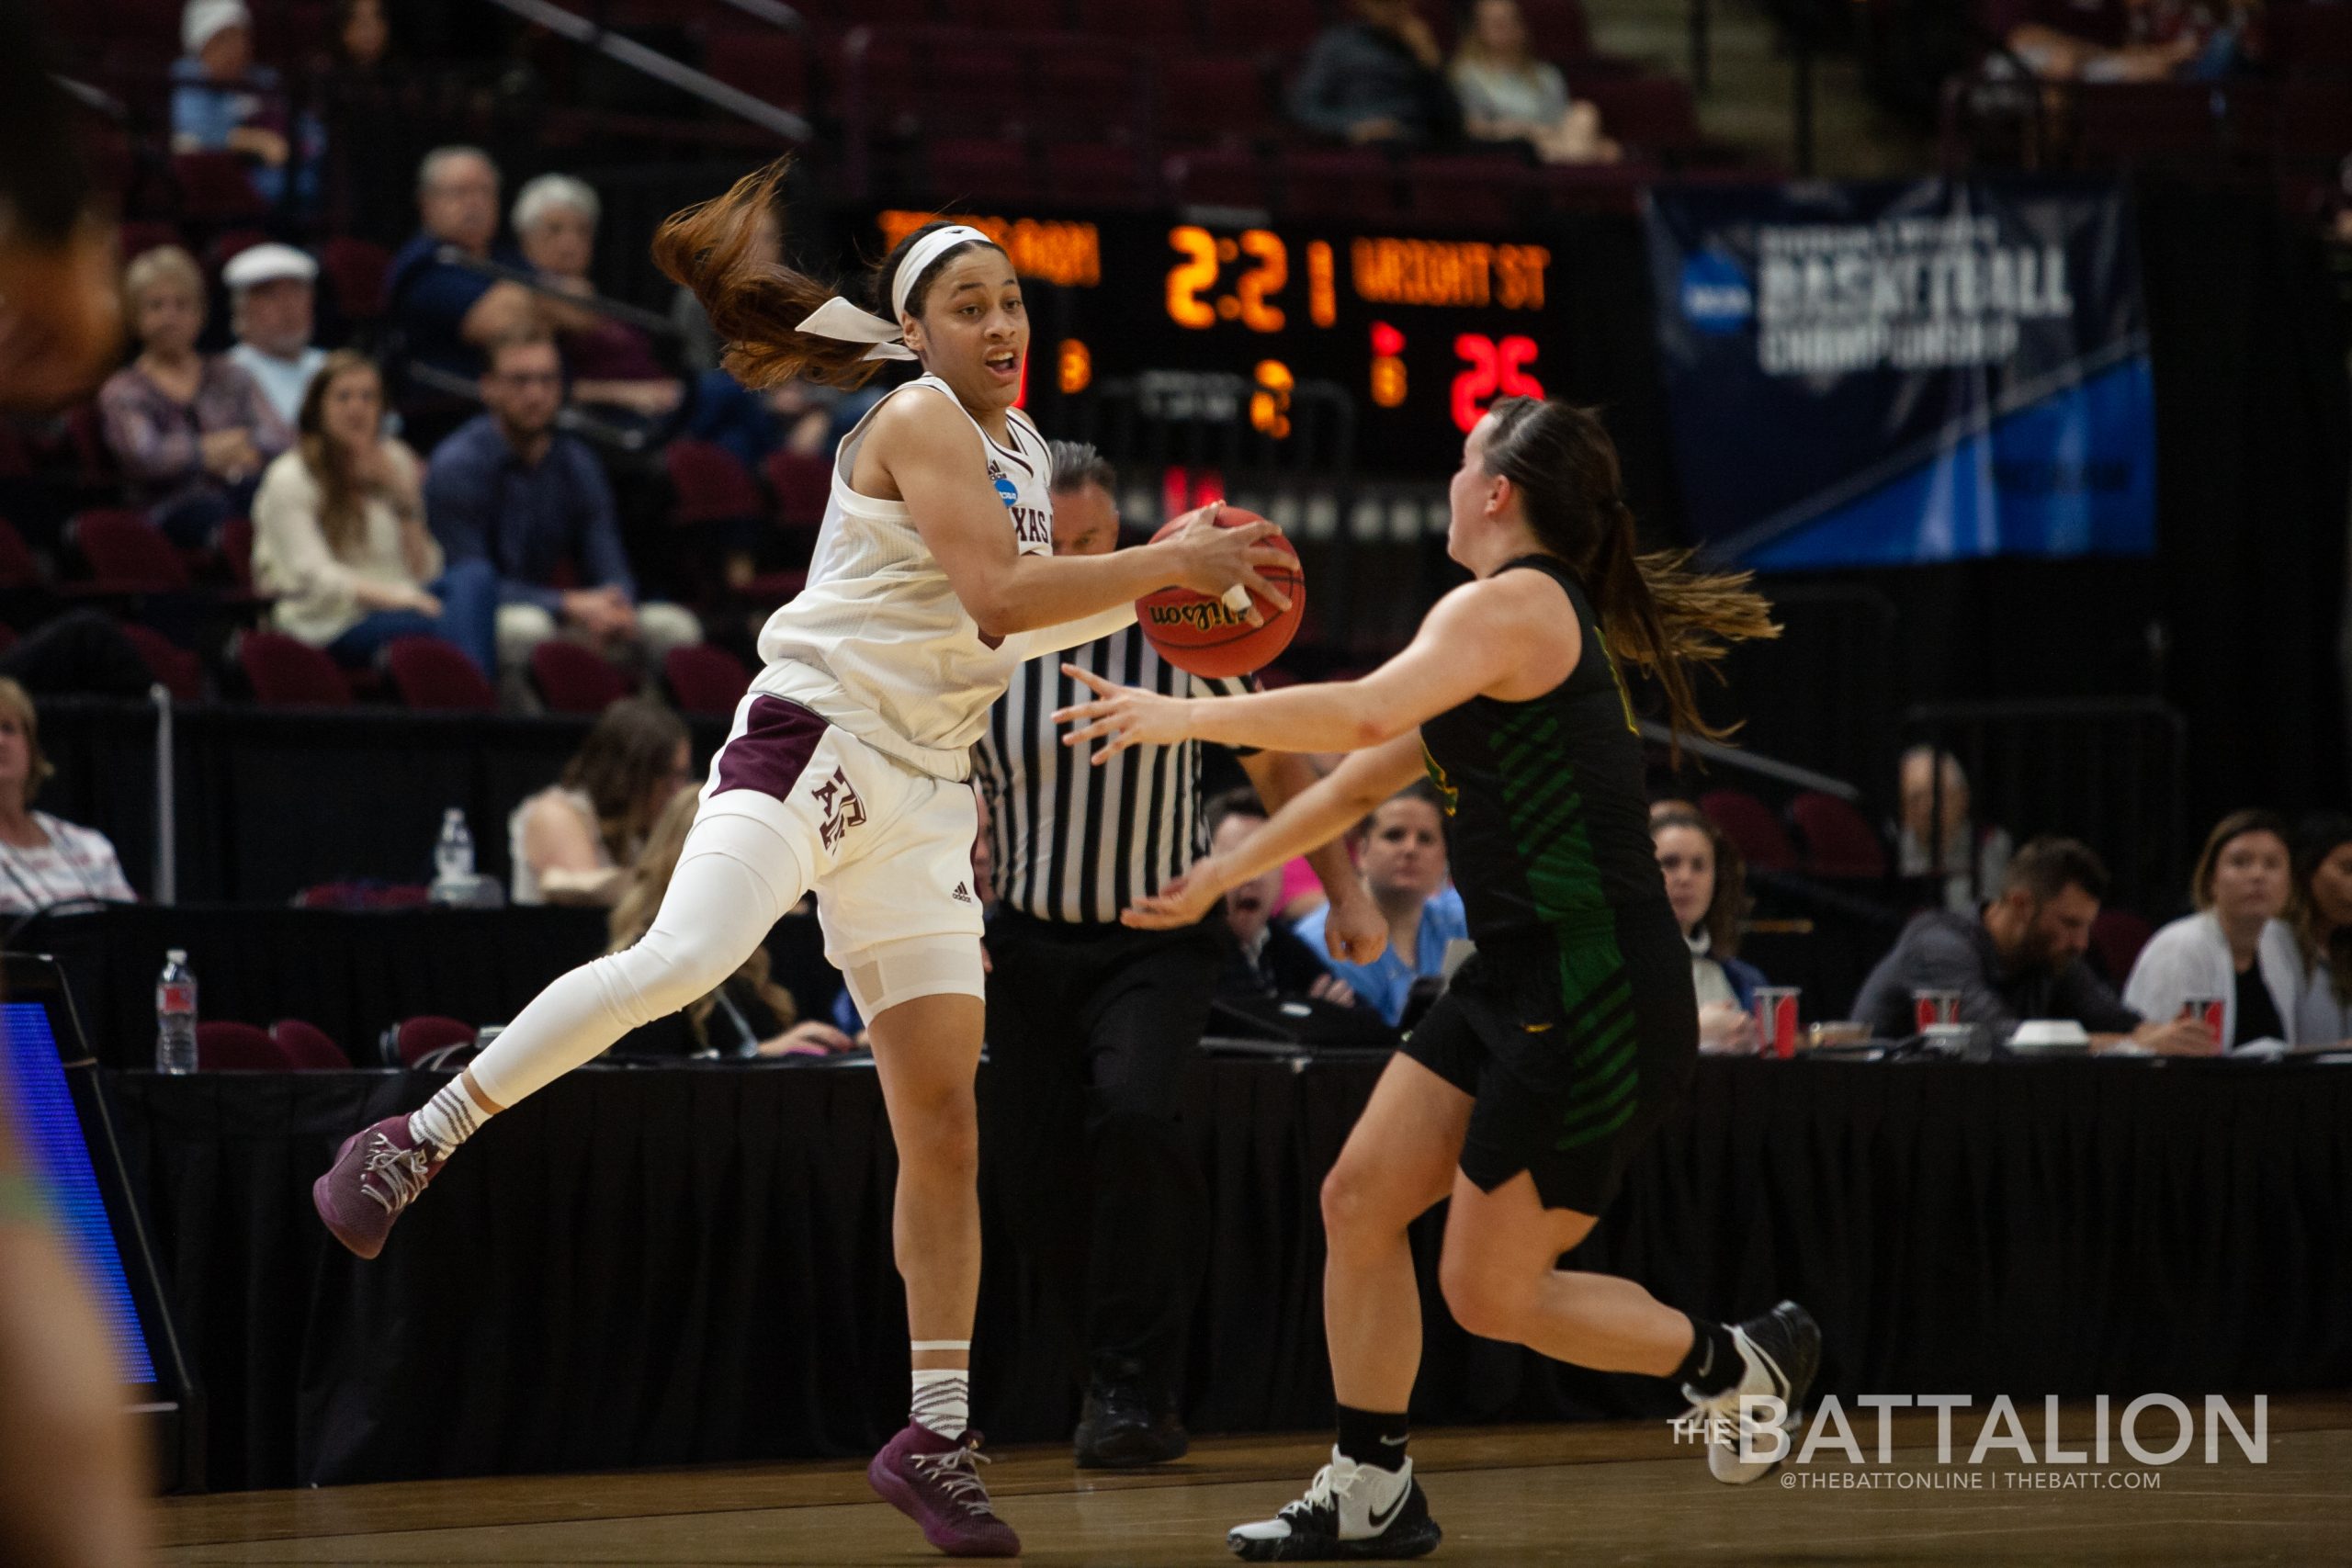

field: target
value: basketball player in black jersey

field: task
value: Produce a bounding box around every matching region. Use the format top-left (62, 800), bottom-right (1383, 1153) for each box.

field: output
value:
top-left (1058, 397), bottom-right (1816, 1560)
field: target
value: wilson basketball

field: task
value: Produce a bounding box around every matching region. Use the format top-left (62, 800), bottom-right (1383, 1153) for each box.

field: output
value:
top-left (1136, 507), bottom-right (1306, 679)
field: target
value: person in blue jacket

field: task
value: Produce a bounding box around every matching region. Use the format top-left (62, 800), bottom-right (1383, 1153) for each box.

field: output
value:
top-left (1652, 806), bottom-right (1766, 1053)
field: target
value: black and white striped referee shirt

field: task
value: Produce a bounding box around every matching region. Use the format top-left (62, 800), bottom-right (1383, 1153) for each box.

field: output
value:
top-left (975, 630), bottom-right (1252, 925)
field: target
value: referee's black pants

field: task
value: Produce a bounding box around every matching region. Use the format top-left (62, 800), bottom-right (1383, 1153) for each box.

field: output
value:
top-left (981, 908), bottom-right (1219, 1412)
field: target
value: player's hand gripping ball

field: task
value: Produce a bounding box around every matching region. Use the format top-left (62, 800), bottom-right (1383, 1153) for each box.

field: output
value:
top-left (1136, 506), bottom-right (1305, 679)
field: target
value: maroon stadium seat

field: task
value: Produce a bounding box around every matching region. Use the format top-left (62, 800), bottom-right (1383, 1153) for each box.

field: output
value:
top-left (239, 630), bottom-right (354, 706)
top-left (1159, 54), bottom-right (1274, 144)
top-left (1700, 789), bottom-right (1798, 874)
top-left (1044, 141), bottom-right (1152, 208)
top-left (1572, 76), bottom-right (1702, 154)
top-left (320, 237), bottom-right (390, 322)
top-left (1163, 147), bottom-right (1272, 208)
top-left (217, 514), bottom-right (256, 592)
top-left (390, 1014), bottom-right (478, 1068)
top-left (1204, 0), bottom-right (1317, 51)
top-left (665, 438), bottom-right (764, 526)
top-left (0, 518), bottom-right (41, 590)
top-left (925, 137), bottom-right (1041, 203)
top-left (529, 639), bottom-right (630, 715)
top-left (385, 636), bottom-right (496, 712)
top-left (663, 643), bottom-right (752, 716)
top-left (1407, 155), bottom-right (1538, 230)
top-left (2090, 908), bottom-right (2155, 987)
top-left (1789, 791), bottom-right (1889, 881)
top-left (698, 28), bottom-right (809, 107)
top-left (1073, 0), bottom-right (1194, 39)
top-left (172, 151), bottom-right (270, 221)
top-left (73, 509), bottom-right (191, 591)
top-left (269, 1018), bottom-right (350, 1069)
top-left (197, 1021), bottom-right (295, 1070)
top-left (1277, 149), bottom-right (1405, 222)
top-left (120, 623), bottom-right (205, 701)
top-left (764, 449), bottom-right (834, 529)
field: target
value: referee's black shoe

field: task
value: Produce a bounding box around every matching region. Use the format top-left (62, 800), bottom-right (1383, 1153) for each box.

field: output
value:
top-left (1074, 1378), bottom-right (1189, 1468)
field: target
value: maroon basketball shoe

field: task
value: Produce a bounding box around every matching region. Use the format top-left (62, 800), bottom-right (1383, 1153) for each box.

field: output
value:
top-left (311, 1115), bottom-right (445, 1259)
top-left (867, 1423), bottom-right (1022, 1558)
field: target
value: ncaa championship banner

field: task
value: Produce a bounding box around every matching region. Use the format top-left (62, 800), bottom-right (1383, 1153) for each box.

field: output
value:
top-left (1643, 178), bottom-right (2154, 570)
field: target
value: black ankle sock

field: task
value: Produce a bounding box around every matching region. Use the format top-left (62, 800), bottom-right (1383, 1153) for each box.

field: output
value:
top-left (1672, 1314), bottom-right (1743, 1396)
top-left (1335, 1404), bottom-right (1411, 1472)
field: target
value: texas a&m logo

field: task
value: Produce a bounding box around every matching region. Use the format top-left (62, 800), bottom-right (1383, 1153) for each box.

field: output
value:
top-left (809, 766), bottom-right (866, 851)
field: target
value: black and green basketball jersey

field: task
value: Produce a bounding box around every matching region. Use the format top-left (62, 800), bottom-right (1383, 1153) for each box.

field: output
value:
top-left (1419, 555), bottom-right (1667, 946)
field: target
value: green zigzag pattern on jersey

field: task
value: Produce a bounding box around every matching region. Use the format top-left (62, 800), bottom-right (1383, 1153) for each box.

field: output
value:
top-left (1487, 704), bottom-right (1639, 1152)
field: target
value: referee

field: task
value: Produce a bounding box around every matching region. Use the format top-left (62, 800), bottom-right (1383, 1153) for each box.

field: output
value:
top-left (977, 443), bottom-right (1381, 1468)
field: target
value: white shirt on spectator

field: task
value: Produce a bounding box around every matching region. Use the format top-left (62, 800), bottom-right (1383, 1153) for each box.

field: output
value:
top-left (0, 812), bottom-right (137, 913)
top-left (2121, 911), bottom-right (2302, 1051)
top-left (228, 343), bottom-right (328, 429)
top-left (2295, 955), bottom-right (2349, 1049)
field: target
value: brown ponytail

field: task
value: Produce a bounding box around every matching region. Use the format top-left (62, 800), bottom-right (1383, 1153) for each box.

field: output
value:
top-left (651, 159), bottom-right (1002, 392)
top-left (1480, 397), bottom-right (1778, 750)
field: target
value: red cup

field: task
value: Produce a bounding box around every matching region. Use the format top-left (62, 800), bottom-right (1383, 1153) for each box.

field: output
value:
top-left (1913, 989), bottom-right (1962, 1032)
top-left (2181, 995), bottom-right (2225, 1040)
top-left (1752, 987), bottom-right (1801, 1058)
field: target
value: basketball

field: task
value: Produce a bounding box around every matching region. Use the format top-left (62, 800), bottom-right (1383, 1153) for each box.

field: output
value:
top-left (1136, 507), bottom-right (1306, 679)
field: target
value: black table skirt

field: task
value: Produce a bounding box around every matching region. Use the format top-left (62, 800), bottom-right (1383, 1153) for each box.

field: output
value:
top-left (102, 1055), bottom-right (2352, 1492)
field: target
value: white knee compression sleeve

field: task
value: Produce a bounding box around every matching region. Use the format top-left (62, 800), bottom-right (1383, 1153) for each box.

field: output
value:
top-left (468, 813), bottom-right (805, 1107)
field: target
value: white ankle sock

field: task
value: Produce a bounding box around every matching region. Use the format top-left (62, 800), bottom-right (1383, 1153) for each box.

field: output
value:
top-left (408, 1079), bottom-right (486, 1157)
top-left (911, 1340), bottom-right (972, 1438)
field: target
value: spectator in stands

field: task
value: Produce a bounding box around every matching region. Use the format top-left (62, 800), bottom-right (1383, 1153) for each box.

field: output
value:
top-left (252, 351), bottom-right (498, 674)
top-left (424, 328), bottom-right (702, 699)
top-left (0, 678), bottom-right (135, 915)
top-left (1450, 0), bottom-right (1620, 164)
top-left (1206, 790), bottom-right (1363, 1011)
top-left (1295, 780), bottom-right (1467, 1024)
top-left (223, 243), bottom-right (326, 427)
top-left (170, 0), bottom-right (311, 209)
top-left (2000, 0), bottom-right (2222, 82)
top-left (2124, 809), bottom-right (2303, 1051)
top-left (99, 244), bottom-right (291, 547)
top-left (1289, 0), bottom-right (1464, 149)
top-left (1653, 807), bottom-right (1762, 1054)
top-left (511, 174), bottom-right (684, 423)
top-left (312, 0), bottom-right (423, 245)
top-left (508, 696), bottom-right (690, 907)
top-left (385, 147), bottom-right (539, 383)
top-left (605, 786), bottom-right (854, 1058)
top-left (1896, 745), bottom-right (2013, 914)
top-left (2291, 814), bottom-right (2352, 1048)
top-left (1849, 836), bottom-right (2212, 1053)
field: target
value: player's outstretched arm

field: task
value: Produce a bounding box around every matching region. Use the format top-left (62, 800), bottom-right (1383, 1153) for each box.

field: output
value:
top-left (1058, 570), bottom-right (1573, 761)
top-left (1125, 735), bottom-right (1426, 934)
top-left (876, 393), bottom-right (1292, 638)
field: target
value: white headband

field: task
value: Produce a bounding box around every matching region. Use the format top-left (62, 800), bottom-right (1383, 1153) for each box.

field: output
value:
top-left (794, 223), bottom-right (996, 364)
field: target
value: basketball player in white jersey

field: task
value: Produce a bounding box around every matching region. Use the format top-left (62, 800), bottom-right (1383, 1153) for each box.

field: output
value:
top-left (311, 160), bottom-right (1289, 1558)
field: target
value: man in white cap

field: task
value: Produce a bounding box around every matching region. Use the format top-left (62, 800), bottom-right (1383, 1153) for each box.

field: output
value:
top-left (223, 243), bottom-right (326, 425)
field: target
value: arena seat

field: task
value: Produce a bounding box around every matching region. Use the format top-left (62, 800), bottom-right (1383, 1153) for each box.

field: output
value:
top-left (269, 1018), bottom-right (351, 1069)
top-left (385, 637), bottom-right (497, 712)
top-left (388, 1015), bottom-right (478, 1069)
top-left (924, 136), bottom-right (1042, 203)
top-left (1163, 147), bottom-right (1272, 208)
top-left (763, 449), bottom-right (833, 530)
top-left (1044, 141), bottom-right (1153, 209)
top-left (120, 622), bottom-right (205, 701)
top-left (217, 514), bottom-right (256, 593)
top-left (697, 28), bottom-right (809, 107)
top-left (72, 509), bottom-right (191, 592)
top-left (239, 630), bottom-right (354, 706)
top-left (197, 1021), bottom-right (296, 1070)
top-left (1276, 149), bottom-right (1406, 222)
top-left (320, 237), bottom-right (391, 322)
top-left (171, 151), bottom-right (271, 222)
top-left (1158, 55), bottom-right (1275, 145)
top-left (1790, 791), bottom-right (1888, 881)
top-left (2090, 908), bottom-right (2155, 987)
top-left (0, 518), bottom-right (43, 590)
top-left (528, 639), bottom-right (629, 715)
top-left (665, 439), bottom-right (763, 527)
top-left (662, 643), bottom-right (752, 716)
top-left (1700, 788), bottom-right (1798, 874)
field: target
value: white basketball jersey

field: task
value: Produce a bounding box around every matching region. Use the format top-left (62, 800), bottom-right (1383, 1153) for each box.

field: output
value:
top-left (751, 375), bottom-right (1057, 781)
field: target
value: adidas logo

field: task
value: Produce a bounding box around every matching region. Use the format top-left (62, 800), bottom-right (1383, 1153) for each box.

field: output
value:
top-left (951, 882), bottom-right (973, 904)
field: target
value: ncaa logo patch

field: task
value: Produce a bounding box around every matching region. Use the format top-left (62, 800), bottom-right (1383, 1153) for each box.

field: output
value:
top-left (992, 475), bottom-right (1019, 509)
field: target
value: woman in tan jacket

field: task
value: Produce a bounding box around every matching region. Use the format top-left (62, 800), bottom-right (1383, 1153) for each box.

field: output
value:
top-left (251, 350), bottom-right (498, 673)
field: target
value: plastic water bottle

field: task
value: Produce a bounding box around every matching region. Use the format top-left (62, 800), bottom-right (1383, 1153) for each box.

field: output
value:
top-left (155, 950), bottom-right (198, 1075)
top-left (434, 808), bottom-right (475, 886)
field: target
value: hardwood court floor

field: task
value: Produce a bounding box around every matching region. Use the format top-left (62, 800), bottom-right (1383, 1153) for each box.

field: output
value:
top-left (156, 1397), bottom-right (2352, 1566)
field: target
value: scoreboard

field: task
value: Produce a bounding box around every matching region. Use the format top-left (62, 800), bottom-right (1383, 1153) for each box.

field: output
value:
top-left (869, 209), bottom-right (1566, 477)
